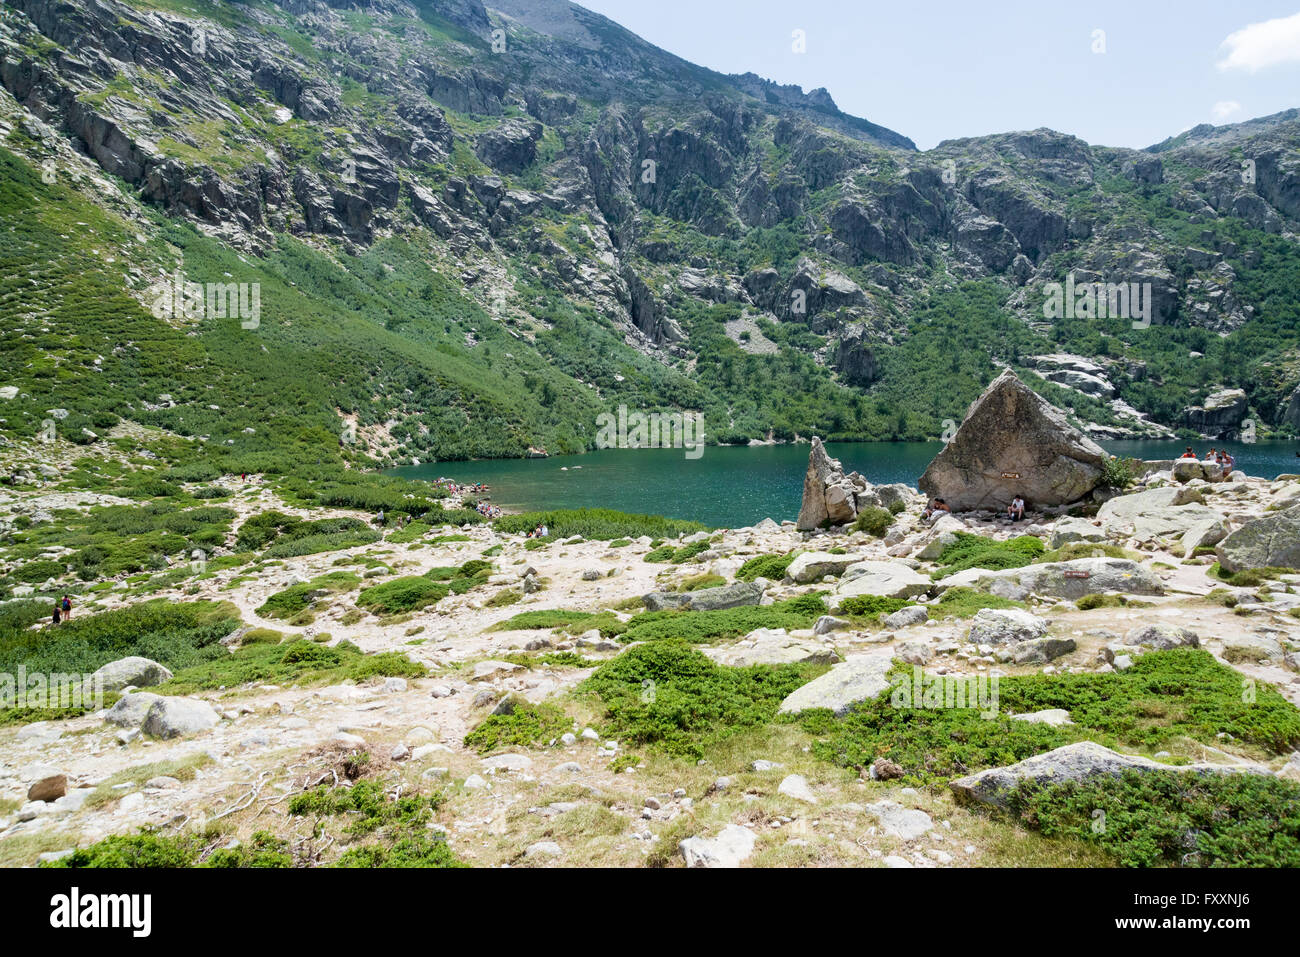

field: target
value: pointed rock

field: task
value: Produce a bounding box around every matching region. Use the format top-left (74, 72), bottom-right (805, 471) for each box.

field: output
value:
top-left (919, 371), bottom-right (1107, 510)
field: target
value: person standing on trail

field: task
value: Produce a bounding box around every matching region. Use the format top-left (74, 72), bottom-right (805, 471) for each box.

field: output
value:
top-left (61, 594), bottom-right (72, 621)
top-left (51, 602), bottom-right (61, 627)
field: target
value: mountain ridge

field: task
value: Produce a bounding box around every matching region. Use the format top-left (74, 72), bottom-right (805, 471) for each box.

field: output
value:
top-left (0, 0), bottom-right (1296, 473)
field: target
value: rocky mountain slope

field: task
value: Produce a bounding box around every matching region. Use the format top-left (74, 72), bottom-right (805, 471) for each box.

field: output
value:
top-left (0, 0), bottom-right (1298, 469)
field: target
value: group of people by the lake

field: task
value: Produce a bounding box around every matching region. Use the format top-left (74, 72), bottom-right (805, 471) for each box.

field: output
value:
top-left (434, 478), bottom-right (487, 496)
top-left (526, 523), bottom-right (549, 538)
top-left (475, 501), bottom-right (502, 519)
top-left (1179, 446), bottom-right (1237, 471)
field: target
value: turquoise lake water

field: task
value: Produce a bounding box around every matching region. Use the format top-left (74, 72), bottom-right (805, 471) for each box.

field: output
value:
top-left (389, 439), bottom-right (1299, 529)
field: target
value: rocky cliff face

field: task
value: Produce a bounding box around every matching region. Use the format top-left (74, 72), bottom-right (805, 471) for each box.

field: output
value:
top-left (1, 0), bottom-right (1297, 451)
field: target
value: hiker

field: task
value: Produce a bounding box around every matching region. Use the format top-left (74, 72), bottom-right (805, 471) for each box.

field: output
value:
top-left (377, 508), bottom-right (386, 526)
top-left (51, 602), bottom-right (61, 627)
top-left (1007, 495), bottom-right (1025, 522)
top-left (60, 594), bottom-right (72, 621)
top-left (1179, 446), bottom-right (1197, 460)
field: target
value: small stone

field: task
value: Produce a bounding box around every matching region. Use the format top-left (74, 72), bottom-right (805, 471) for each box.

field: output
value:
top-left (777, 774), bottom-right (817, 804)
top-left (526, 841), bottom-right (563, 857)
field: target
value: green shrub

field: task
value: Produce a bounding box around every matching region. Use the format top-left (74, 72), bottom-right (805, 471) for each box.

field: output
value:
top-left (1099, 456), bottom-right (1137, 490)
top-left (463, 698), bottom-right (569, 753)
top-left (853, 506), bottom-right (894, 537)
top-left (256, 571), bottom-right (360, 619)
top-left (579, 640), bottom-right (824, 760)
top-left (934, 533), bottom-right (1045, 576)
top-left (356, 576), bottom-right (449, 615)
top-left (838, 595), bottom-right (911, 618)
top-left (12, 559), bottom-right (65, 583)
top-left (0, 600), bottom-right (239, 677)
top-left (804, 649), bottom-right (1300, 783)
top-left (736, 553), bottom-right (795, 582)
top-left (618, 594), bottom-right (825, 644)
top-left (1004, 770), bottom-right (1300, 867)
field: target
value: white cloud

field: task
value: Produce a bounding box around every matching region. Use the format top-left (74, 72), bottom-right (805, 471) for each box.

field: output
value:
top-left (1211, 100), bottom-right (1242, 122)
top-left (1217, 11), bottom-right (1300, 72)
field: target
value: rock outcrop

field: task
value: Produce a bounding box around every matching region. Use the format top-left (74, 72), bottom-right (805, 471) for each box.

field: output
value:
top-left (950, 742), bottom-right (1264, 807)
top-left (1215, 504), bottom-right (1300, 573)
top-left (795, 437), bottom-right (884, 530)
top-left (919, 371), bottom-right (1108, 511)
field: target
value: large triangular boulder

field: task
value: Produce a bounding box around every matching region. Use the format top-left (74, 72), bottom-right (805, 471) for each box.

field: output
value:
top-left (919, 371), bottom-right (1107, 511)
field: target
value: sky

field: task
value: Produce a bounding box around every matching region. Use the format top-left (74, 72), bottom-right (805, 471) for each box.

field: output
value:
top-left (575, 0), bottom-right (1300, 150)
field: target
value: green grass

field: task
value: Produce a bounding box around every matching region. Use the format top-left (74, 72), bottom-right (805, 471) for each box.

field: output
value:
top-left (933, 587), bottom-right (1026, 618)
top-left (488, 609), bottom-right (600, 631)
top-left (0, 599), bottom-right (240, 677)
top-left (494, 509), bottom-right (706, 541)
top-left (153, 639), bottom-right (425, 694)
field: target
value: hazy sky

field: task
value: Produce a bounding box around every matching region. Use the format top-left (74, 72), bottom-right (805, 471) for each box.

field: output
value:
top-left (575, 0), bottom-right (1300, 150)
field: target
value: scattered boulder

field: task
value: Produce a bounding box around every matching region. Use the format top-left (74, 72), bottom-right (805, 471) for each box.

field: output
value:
top-left (795, 437), bottom-right (887, 530)
top-left (918, 371), bottom-right (1108, 510)
top-left (865, 801), bottom-right (933, 840)
top-left (642, 580), bottom-right (764, 612)
top-left (1215, 504), bottom-right (1300, 574)
top-left (777, 651), bottom-right (893, 716)
top-left (28, 773), bottom-right (68, 803)
top-left (1124, 624), bottom-right (1198, 650)
top-left (967, 608), bottom-right (1049, 645)
top-left (883, 605), bottom-right (929, 630)
top-left (950, 741), bottom-right (1264, 807)
top-left (977, 558), bottom-right (1164, 600)
top-left (702, 629), bottom-right (841, 667)
top-left (786, 551), bottom-right (863, 583)
top-left (104, 692), bottom-right (163, 728)
top-left (90, 656), bottom-right (173, 692)
top-left (998, 636), bottom-right (1076, 664)
top-left (1048, 517), bottom-right (1106, 549)
top-left (680, 824), bottom-right (757, 868)
top-left (141, 697), bottom-right (220, 739)
top-left (777, 774), bottom-right (818, 804)
top-left (831, 561), bottom-right (930, 609)
top-left (1010, 708), bottom-right (1073, 726)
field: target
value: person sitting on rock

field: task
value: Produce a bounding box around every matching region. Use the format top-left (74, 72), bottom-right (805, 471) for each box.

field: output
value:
top-left (922, 498), bottom-right (950, 521)
top-left (1007, 495), bottom-right (1025, 522)
top-left (1179, 446), bottom-right (1197, 459)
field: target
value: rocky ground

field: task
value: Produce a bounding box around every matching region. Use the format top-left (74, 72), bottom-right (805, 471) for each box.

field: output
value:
top-left (3, 449), bottom-right (1299, 868)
